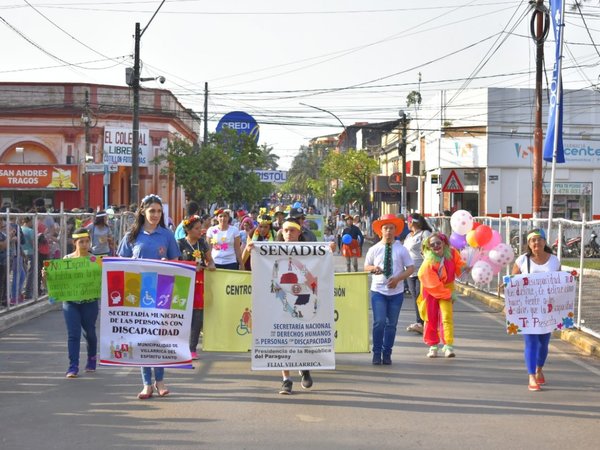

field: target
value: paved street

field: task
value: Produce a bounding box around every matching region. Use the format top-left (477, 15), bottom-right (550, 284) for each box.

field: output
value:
top-left (1, 250), bottom-right (599, 450)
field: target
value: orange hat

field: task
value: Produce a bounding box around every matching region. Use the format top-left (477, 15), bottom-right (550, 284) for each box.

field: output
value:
top-left (372, 214), bottom-right (405, 237)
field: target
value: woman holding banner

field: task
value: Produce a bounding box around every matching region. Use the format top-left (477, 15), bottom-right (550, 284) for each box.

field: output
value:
top-left (207, 209), bottom-right (243, 270)
top-left (178, 215), bottom-right (215, 360)
top-left (117, 194), bottom-right (181, 400)
top-left (511, 228), bottom-right (560, 391)
top-left (55, 228), bottom-right (99, 378)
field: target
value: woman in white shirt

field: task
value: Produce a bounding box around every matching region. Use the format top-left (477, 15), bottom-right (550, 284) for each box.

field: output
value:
top-left (206, 209), bottom-right (243, 270)
top-left (403, 213), bottom-right (432, 334)
top-left (512, 228), bottom-right (561, 392)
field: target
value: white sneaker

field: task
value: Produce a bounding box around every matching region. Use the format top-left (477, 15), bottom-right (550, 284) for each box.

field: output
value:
top-left (406, 323), bottom-right (424, 334)
top-left (443, 345), bottom-right (455, 358)
top-left (427, 346), bottom-right (438, 358)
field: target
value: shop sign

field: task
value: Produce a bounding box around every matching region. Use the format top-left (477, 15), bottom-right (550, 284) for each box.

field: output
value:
top-left (542, 182), bottom-right (592, 195)
top-left (254, 170), bottom-right (287, 183)
top-left (103, 127), bottom-right (151, 167)
top-left (0, 164), bottom-right (79, 190)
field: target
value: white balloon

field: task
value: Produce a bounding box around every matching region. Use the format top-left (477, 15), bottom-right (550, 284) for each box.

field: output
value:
top-left (489, 243), bottom-right (514, 267)
top-left (450, 209), bottom-right (474, 235)
top-left (471, 260), bottom-right (494, 284)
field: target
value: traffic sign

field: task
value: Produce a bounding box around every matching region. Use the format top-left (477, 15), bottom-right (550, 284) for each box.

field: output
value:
top-left (388, 172), bottom-right (402, 192)
top-left (441, 169), bottom-right (465, 193)
top-left (86, 163), bottom-right (118, 173)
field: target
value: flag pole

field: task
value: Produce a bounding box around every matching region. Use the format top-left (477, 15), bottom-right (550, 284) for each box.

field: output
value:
top-left (545, 0), bottom-right (566, 246)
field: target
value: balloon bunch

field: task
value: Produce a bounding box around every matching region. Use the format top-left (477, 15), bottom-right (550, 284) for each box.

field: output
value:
top-left (448, 210), bottom-right (514, 284)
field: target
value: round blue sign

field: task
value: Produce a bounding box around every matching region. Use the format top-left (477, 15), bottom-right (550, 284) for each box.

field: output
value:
top-left (216, 111), bottom-right (259, 143)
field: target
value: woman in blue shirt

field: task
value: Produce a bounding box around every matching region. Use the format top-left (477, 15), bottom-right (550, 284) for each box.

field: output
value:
top-left (117, 194), bottom-right (181, 399)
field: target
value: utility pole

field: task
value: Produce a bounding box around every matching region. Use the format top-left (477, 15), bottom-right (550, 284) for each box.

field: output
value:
top-left (203, 82), bottom-right (209, 146)
top-left (399, 110), bottom-right (408, 215)
top-left (532, 0), bottom-right (549, 218)
top-left (131, 22), bottom-right (141, 206)
top-left (81, 90), bottom-right (93, 208)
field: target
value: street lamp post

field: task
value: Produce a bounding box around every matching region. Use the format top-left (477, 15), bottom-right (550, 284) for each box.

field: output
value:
top-left (300, 102), bottom-right (348, 149)
top-left (398, 110), bottom-right (408, 215)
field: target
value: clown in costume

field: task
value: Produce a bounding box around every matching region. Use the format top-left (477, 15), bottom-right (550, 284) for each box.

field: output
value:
top-left (417, 232), bottom-right (465, 358)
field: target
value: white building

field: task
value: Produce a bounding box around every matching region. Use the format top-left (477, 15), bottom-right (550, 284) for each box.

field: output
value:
top-left (376, 87), bottom-right (600, 220)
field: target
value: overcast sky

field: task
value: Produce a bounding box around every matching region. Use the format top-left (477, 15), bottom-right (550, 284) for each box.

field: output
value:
top-left (1, 0), bottom-right (599, 169)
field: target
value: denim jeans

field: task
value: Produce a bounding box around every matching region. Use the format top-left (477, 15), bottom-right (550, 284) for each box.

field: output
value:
top-left (524, 333), bottom-right (551, 374)
top-left (215, 262), bottom-right (239, 270)
top-left (141, 367), bottom-right (165, 385)
top-left (23, 255), bottom-right (34, 299)
top-left (406, 276), bottom-right (423, 324)
top-left (371, 290), bottom-right (404, 356)
top-left (62, 300), bottom-right (99, 367)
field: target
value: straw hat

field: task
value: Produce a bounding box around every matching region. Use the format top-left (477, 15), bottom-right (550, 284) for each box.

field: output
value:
top-left (372, 214), bottom-right (405, 237)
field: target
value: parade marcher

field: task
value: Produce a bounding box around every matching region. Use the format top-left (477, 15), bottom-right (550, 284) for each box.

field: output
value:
top-left (335, 214), bottom-right (346, 254)
top-left (174, 201), bottom-right (200, 240)
top-left (417, 232), bottom-right (465, 358)
top-left (364, 214), bottom-right (414, 365)
top-left (341, 215), bottom-right (364, 272)
top-left (86, 211), bottom-right (114, 256)
top-left (271, 206), bottom-right (285, 232)
top-left (276, 207), bottom-right (317, 242)
top-left (511, 228), bottom-right (560, 391)
top-left (117, 194), bottom-right (181, 399)
top-left (241, 214), bottom-right (275, 269)
top-left (206, 209), bottom-right (243, 270)
top-left (49, 228), bottom-right (99, 378)
top-left (403, 213), bottom-right (433, 334)
top-left (177, 215), bottom-right (215, 360)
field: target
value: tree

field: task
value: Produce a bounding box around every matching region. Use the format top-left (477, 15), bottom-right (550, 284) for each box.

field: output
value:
top-left (321, 148), bottom-right (379, 212)
top-left (258, 144), bottom-right (279, 170)
top-left (155, 130), bottom-right (273, 207)
top-left (282, 144), bottom-right (330, 200)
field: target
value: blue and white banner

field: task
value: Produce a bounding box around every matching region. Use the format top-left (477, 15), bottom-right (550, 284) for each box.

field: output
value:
top-left (543, 0), bottom-right (565, 163)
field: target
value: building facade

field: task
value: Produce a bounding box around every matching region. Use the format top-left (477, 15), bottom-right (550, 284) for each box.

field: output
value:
top-left (374, 87), bottom-right (600, 220)
top-left (0, 82), bottom-right (199, 219)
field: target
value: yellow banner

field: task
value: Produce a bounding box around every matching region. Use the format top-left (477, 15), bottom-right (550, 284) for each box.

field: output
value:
top-left (203, 270), bottom-right (253, 352)
top-left (203, 270), bottom-right (369, 353)
top-left (333, 272), bottom-right (370, 353)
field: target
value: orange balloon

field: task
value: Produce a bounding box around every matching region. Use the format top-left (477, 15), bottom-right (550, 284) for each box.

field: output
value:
top-left (466, 229), bottom-right (479, 247)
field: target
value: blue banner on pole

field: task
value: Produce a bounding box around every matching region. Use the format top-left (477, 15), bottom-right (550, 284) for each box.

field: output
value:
top-left (543, 0), bottom-right (565, 163)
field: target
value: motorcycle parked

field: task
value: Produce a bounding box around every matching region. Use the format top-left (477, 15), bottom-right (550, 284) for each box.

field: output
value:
top-left (552, 235), bottom-right (581, 258)
top-left (584, 230), bottom-right (600, 258)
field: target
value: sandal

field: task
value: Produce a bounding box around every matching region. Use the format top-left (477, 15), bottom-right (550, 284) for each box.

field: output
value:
top-left (137, 386), bottom-right (153, 400)
top-left (535, 371), bottom-right (546, 385)
top-left (153, 382), bottom-right (170, 397)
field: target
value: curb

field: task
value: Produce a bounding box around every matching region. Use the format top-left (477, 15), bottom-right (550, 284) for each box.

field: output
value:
top-left (455, 283), bottom-right (600, 358)
top-left (0, 301), bottom-right (60, 335)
